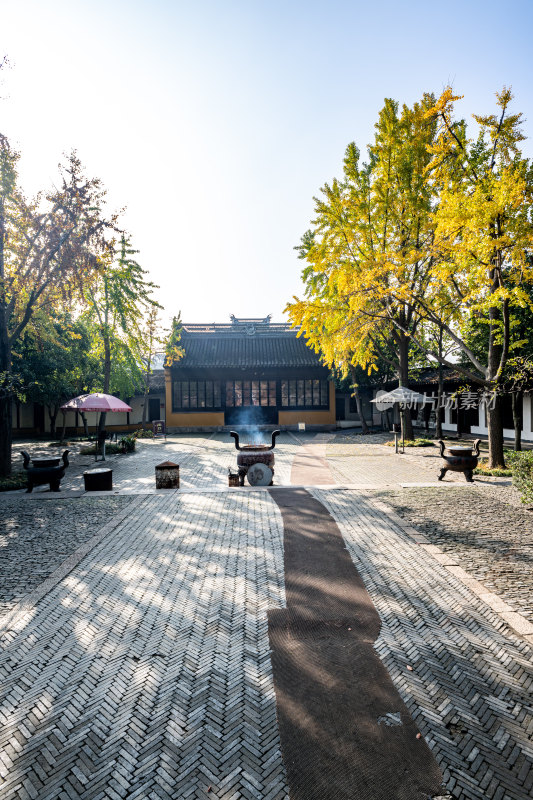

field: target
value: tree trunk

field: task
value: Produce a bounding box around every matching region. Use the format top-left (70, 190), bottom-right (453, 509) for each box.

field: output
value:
top-left (141, 387), bottom-right (149, 430)
top-left (48, 405), bottom-right (58, 439)
top-left (435, 328), bottom-right (444, 440)
top-left (435, 399), bottom-right (443, 440)
top-left (487, 395), bottom-right (506, 468)
top-left (0, 310), bottom-right (12, 477)
top-left (456, 405), bottom-right (462, 439)
top-left (98, 337), bottom-right (111, 434)
top-left (0, 182), bottom-right (11, 477)
top-left (486, 273), bottom-right (506, 468)
top-left (512, 391), bottom-right (522, 452)
top-left (402, 408), bottom-right (414, 441)
top-left (397, 331), bottom-right (414, 440)
top-left (141, 358), bottom-right (151, 431)
top-left (80, 411), bottom-right (89, 438)
top-left (60, 411), bottom-right (67, 442)
top-left (0, 395), bottom-right (12, 477)
top-left (423, 404), bottom-right (431, 434)
top-left (349, 365), bottom-right (369, 434)
top-left (486, 396), bottom-right (505, 468)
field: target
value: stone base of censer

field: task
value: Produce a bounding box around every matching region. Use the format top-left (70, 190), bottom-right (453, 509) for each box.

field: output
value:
top-left (155, 461), bottom-right (180, 489)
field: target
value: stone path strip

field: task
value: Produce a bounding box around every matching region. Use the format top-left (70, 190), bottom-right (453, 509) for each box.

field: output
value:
top-left (314, 488), bottom-right (533, 800)
top-left (0, 492), bottom-right (289, 800)
top-left (289, 435), bottom-right (335, 485)
top-left (268, 488), bottom-right (444, 800)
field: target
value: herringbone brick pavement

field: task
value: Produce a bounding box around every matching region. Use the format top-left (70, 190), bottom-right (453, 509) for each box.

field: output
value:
top-left (0, 492), bottom-right (289, 800)
top-left (314, 488), bottom-right (533, 800)
top-left (326, 450), bottom-right (461, 486)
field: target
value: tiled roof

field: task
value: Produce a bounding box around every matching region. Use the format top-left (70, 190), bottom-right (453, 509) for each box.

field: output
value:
top-left (171, 322), bottom-right (324, 368)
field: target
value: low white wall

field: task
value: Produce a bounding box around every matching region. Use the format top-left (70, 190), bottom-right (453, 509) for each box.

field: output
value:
top-left (441, 395), bottom-right (533, 441)
top-left (12, 403), bottom-right (35, 429)
top-left (11, 394), bottom-right (166, 433)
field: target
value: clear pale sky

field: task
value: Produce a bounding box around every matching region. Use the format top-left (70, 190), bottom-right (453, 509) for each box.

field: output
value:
top-left (2, 0), bottom-right (532, 326)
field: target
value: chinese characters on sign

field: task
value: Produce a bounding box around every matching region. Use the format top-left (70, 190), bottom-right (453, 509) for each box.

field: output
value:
top-left (393, 390), bottom-right (497, 411)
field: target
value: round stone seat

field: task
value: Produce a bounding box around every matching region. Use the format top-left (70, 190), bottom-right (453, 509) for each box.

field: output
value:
top-left (84, 468), bottom-right (113, 492)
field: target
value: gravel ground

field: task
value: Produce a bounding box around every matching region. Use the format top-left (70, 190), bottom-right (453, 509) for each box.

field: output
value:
top-left (0, 495), bottom-right (133, 616)
top-left (372, 483), bottom-right (533, 623)
top-left (331, 430), bottom-right (533, 626)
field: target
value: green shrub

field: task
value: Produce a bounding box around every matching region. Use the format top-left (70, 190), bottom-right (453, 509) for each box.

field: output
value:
top-left (473, 460), bottom-right (512, 477)
top-left (134, 429), bottom-right (155, 439)
top-left (80, 436), bottom-right (136, 456)
top-left (119, 434), bottom-right (136, 453)
top-left (0, 472), bottom-right (28, 492)
top-left (504, 450), bottom-right (521, 465)
top-left (79, 445), bottom-right (97, 455)
top-left (511, 451), bottom-right (533, 504)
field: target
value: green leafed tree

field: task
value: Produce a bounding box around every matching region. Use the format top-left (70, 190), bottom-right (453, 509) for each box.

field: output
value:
top-left (13, 312), bottom-right (101, 438)
top-left (139, 306), bottom-right (166, 430)
top-left (0, 136), bottom-right (116, 475)
top-left (164, 313), bottom-right (185, 368)
top-left (81, 235), bottom-right (161, 431)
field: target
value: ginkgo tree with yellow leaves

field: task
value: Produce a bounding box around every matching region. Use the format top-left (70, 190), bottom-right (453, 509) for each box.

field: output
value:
top-left (288, 87), bottom-right (533, 468)
top-left (408, 88), bottom-right (533, 467)
top-left (288, 93), bottom-right (439, 441)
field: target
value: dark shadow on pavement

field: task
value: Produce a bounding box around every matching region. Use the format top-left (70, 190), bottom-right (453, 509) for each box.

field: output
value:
top-left (268, 487), bottom-right (444, 800)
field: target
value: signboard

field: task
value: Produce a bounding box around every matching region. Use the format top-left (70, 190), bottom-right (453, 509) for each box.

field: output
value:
top-left (153, 419), bottom-right (166, 437)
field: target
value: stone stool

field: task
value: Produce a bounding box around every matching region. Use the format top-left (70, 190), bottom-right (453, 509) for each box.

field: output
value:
top-left (155, 461), bottom-right (180, 489)
top-left (84, 468), bottom-right (113, 491)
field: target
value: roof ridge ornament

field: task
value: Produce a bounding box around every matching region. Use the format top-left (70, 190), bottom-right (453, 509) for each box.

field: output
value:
top-left (230, 314), bottom-right (271, 326)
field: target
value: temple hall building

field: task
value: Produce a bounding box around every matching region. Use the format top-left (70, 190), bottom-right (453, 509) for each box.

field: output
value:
top-left (164, 316), bottom-right (335, 431)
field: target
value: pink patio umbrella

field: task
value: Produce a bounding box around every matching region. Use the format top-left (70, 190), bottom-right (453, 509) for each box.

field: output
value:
top-left (61, 393), bottom-right (133, 413)
top-left (61, 393), bottom-right (133, 443)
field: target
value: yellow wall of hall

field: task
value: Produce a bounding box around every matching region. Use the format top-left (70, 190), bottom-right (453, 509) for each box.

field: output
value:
top-left (166, 411), bottom-right (225, 427)
top-left (165, 374), bottom-right (335, 428)
top-left (165, 376), bottom-right (225, 427)
top-left (279, 381), bottom-right (335, 425)
top-left (278, 409), bottom-right (335, 425)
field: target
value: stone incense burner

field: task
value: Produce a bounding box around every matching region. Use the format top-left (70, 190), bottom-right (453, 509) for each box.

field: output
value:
top-left (438, 439), bottom-right (481, 483)
top-left (230, 430), bottom-right (280, 486)
top-left (21, 450), bottom-right (70, 492)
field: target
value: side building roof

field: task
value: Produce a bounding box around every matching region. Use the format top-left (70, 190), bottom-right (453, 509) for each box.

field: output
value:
top-left (170, 318), bottom-right (324, 369)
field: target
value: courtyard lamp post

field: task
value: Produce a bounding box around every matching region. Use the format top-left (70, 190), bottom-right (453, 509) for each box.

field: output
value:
top-left (371, 387), bottom-right (427, 453)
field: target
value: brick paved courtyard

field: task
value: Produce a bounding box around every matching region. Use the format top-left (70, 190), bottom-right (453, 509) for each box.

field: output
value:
top-left (1, 433), bottom-right (532, 799)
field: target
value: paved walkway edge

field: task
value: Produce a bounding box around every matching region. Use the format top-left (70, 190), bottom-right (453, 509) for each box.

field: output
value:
top-left (366, 492), bottom-right (533, 646)
top-left (0, 495), bottom-right (144, 638)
